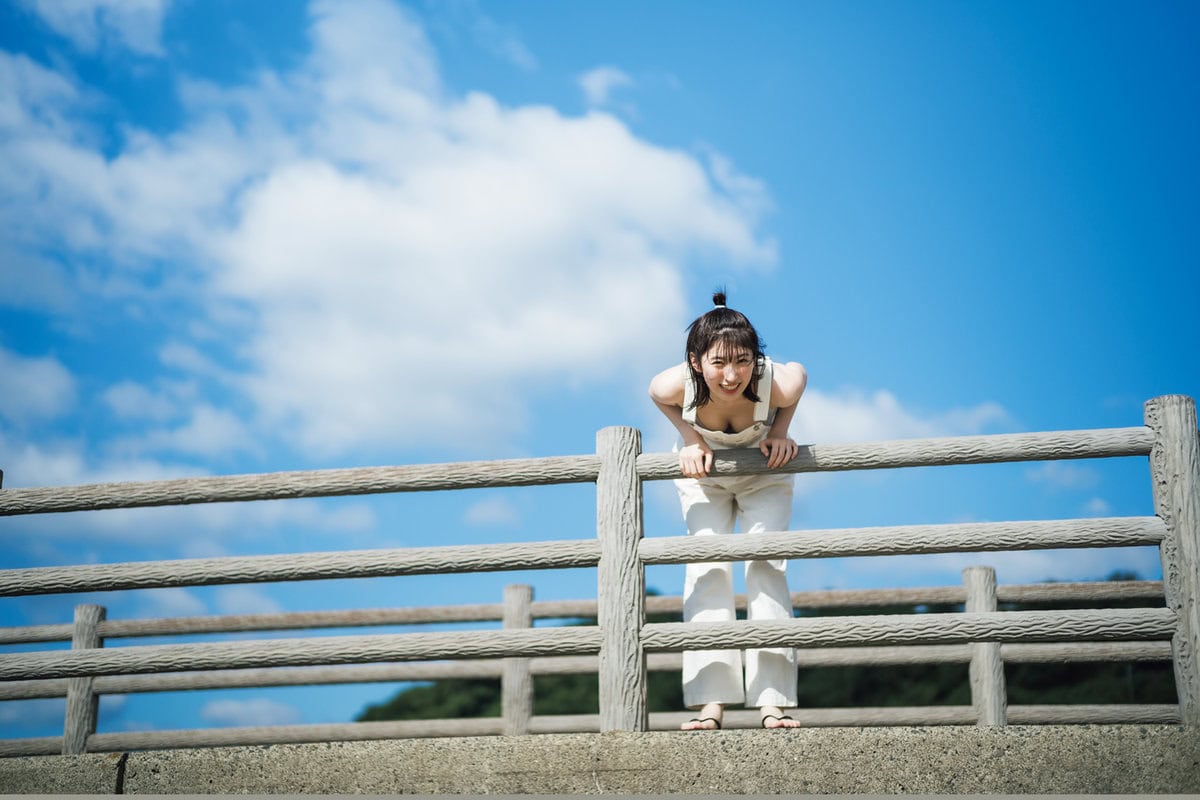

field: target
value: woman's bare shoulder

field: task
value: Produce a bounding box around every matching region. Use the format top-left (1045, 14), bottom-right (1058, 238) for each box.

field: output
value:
top-left (649, 362), bottom-right (688, 405)
top-left (770, 360), bottom-right (808, 406)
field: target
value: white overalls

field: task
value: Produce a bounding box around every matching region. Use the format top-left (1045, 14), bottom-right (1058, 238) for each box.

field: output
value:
top-left (675, 357), bottom-right (798, 709)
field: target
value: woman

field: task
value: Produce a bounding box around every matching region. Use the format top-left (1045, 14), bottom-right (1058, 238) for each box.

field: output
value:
top-left (648, 291), bottom-right (807, 730)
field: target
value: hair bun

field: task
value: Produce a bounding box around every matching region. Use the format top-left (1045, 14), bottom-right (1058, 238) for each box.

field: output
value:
top-left (712, 290), bottom-right (727, 308)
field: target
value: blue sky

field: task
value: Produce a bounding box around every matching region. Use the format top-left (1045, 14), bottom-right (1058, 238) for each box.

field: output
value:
top-left (1, 0), bottom-right (1197, 739)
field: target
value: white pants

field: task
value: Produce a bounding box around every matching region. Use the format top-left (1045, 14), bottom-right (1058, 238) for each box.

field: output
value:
top-left (675, 473), bottom-right (797, 709)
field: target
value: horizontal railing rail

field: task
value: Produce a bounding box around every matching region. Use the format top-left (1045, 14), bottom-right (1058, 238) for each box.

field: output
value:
top-left (0, 579), bottom-right (1164, 645)
top-left (640, 608), bottom-right (1177, 652)
top-left (0, 426), bottom-right (1154, 518)
top-left (635, 426), bottom-right (1154, 480)
top-left (0, 640), bottom-right (1173, 702)
top-left (638, 517), bottom-right (1165, 564)
top-left (0, 539), bottom-right (601, 597)
top-left (0, 627), bottom-right (604, 682)
top-left (0, 455), bottom-right (603, 516)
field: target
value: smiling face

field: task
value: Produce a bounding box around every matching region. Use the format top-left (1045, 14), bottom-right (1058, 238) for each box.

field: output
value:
top-left (690, 342), bottom-right (755, 403)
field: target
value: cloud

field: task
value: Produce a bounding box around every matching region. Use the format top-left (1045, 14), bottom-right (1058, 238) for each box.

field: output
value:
top-left (791, 387), bottom-right (1011, 445)
top-left (579, 66), bottom-right (633, 107)
top-left (17, 0), bottom-right (171, 56)
top-left (308, 0), bottom-right (441, 101)
top-left (103, 380), bottom-right (183, 422)
top-left (0, 698), bottom-right (66, 731)
top-left (133, 587), bottom-right (207, 618)
top-left (1025, 461), bottom-right (1100, 491)
top-left (207, 5), bottom-right (772, 456)
top-left (0, 430), bottom-right (200, 489)
top-left (463, 496), bottom-right (520, 527)
top-left (0, 346), bottom-right (77, 426)
top-left (214, 586), bottom-right (284, 615)
top-left (1, 0), bottom-right (775, 461)
top-left (471, 13), bottom-right (536, 71)
top-left (200, 698), bottom-right (302, 727)
top-left (125, 404), bottom-right (258, 459)
top-left (0, 51), bottom-right (85, 145)
top-left (1082, 497), bottom-right (1112, 517)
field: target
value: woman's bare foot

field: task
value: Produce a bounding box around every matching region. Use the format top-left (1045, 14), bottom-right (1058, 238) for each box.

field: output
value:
top-left (681, 702), bottom-right (724, 731)
top-left (760, 705), bottom-right (801, 729)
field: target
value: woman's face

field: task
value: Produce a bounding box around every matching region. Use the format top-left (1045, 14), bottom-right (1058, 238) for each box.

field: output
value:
top-left (691, 343), bottom-right (754, 401)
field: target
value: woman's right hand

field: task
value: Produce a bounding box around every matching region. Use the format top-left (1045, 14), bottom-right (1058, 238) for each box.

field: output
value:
top-left (678, 441), bottom-right (714, 478)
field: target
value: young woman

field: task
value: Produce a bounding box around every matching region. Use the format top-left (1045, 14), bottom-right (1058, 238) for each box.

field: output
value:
top-left (648, 291), bottom-right (807, 730)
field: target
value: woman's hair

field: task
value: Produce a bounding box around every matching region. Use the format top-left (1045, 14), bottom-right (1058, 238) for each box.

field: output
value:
top-left (685, 289), bottom-right (766, 410)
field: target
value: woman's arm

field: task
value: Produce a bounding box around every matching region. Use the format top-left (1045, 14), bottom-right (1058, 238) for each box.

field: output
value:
top-left (648, 363), bottom-right (713, 477)
top-left (760, 361), bottom-right (807, 468)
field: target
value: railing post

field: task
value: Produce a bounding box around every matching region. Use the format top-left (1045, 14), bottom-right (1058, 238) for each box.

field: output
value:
top-left (62, 604), bottom-right (105, 754)
top-left (502, 583), bottom-right (533, 735)
top-left (1145, 395), bottom-right (1200, 725)
top-left (595, 426), bottom-right (647, 732)
top-left (964, 567), bottom-right (1007, 726)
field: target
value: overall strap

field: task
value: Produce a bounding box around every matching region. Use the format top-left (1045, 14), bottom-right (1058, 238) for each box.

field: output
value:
top-left (681, 362), bottom-right (697, 424)
top-left (753, 357), bottom-right (774, 425)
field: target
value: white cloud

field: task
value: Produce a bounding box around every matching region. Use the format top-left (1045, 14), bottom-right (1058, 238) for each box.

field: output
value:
top-left (214, 586), bottom-right (284, 615)
top-left (424, 0), bottom-right (536, 72)
top-left (0, 698), bottom-right (66, 731)
top-left (1082, 497), bottom-right (1112, 517)
top-left (308, 0), bottom-right (441, 102)
top-left (0, 431), bottom-right (199, 489)
top-left (579, 66), bottom-right (633, 107)
top-left (1, 0), bottom-right (776, 461)
top-left (18, 0), bottom-right (171, 56)
top-left (0, 346), bottom-right (77, 425)
top-left (103, 380), bottom-right (182, 422)
top-left (472, 14), bottom-right (536, 71)
top-left (131, 404), bottom-right (257, 459)
top-left (133, 587), bottom-right (207, 618)
top-left (463, 496), bottom-right (520, 527)
top-left (200, 698), bottom-right (302, 727)
top-left (0, 246), bottom-right (80, 313)
top-left (1025, 461), bottom-right (1100, 491)
top-left (790, 387), bottom-right (1010, 445)
top-left (0, 51), bottom-right (84, 141)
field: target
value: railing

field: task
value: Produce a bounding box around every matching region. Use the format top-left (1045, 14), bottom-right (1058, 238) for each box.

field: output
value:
top-left (0, 575), bottom-right (1177, 756)
top-left (0, 394), bottom-right (1196, 757)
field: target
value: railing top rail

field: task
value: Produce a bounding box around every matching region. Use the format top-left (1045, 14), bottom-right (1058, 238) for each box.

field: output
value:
top-left (0, 454), bottom-right (602, 517)
top-left (0, 426), bottom-right (1153, 517)
top-left (637, 426), bottom-right (1153, 481)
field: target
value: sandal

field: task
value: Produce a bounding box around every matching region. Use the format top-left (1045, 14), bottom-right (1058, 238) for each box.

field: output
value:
top-left (683, 716), bottom-right (722, 730)
top-left (761, 713), bottom-right (796, 728)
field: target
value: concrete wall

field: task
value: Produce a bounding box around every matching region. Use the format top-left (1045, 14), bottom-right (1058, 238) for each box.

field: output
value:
top-left (2, 726), bottom-right (1198, 794)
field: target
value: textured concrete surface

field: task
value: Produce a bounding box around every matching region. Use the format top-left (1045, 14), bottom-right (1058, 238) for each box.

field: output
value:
top-left (2, 726), bottom-right (1198, 794)
top-left (0, 750), bottom-right (123, 794)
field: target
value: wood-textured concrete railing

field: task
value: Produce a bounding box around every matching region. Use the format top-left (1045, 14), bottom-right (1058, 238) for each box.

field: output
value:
top-left (0, 575), bottom-right (1178, 756)
top-left (0, 394), bottom-right (1196, 757)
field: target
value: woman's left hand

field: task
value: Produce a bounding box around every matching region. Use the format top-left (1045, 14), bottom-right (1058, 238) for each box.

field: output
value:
top-left (760, 436), bottom-right (799, 469)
